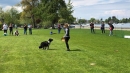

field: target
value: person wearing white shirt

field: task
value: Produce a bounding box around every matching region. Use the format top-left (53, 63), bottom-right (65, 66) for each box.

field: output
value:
top-left (3, 23), bottom-right (8, 34)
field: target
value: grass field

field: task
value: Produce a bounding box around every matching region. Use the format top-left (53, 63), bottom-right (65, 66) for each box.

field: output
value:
top-left (0, 28), bottom-right (130, 73)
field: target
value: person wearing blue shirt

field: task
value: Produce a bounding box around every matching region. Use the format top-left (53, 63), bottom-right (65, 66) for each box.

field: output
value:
top-left (101, 21), bottom-right (105, 34)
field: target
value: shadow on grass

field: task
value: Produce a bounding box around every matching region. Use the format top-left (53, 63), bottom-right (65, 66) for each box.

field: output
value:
top-left (39, 48), bottom-right (57, 50)
top-left (70, 49), bottom-right (81, 51)
top-left (48, 48), bottom-right (58, 50)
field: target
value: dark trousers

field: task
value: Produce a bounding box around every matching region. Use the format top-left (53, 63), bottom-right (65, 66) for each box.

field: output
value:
top-left (58, 28), bottom-right (61, 34)
top-left (101, 28), bottom-right (105, 33)
top-left (10, 29), bottom-right (13, 35)
top-left (29, 28), bottom-right (32, 35)
top-left (64, 37), bottom-right (70, 50)
top-left (24, 29), bottom-right (27, 35)
top-left (91, 28), bottom-right (95, 33)
top-left (4, 30), bottom-right (7, 33)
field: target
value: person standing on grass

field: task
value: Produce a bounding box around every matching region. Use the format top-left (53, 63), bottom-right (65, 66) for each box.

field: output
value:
top-left (90, 22), bottom-right (95, 33)
top-left (108, 22), bottom-right (114, 36)
top-left (15, 24), bottom-right (17, 29)
top-left (101, 21), bottom-right (105, 34)
top-left (28, 24), bottom-right (32, 35)
top-left (3, 23), bottom-right (8, 34)
top-left (9, 23), bottom-right (13, 35)
top-left (63, 23), bottom-right (70, 51)
top-left (58, 24), bottom-right (61, 34)
top-left (24, 23), bottom-right (27, 35)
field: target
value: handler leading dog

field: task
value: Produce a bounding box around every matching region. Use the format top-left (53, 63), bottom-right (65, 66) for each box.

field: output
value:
top-left (63, 23), bottom-right (70, 51)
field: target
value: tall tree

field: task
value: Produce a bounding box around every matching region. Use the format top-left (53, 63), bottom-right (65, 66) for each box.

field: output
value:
top-left (37, 0), bottom-right (67, 28)
top-left (0, 7), bottom-right (4, 24)
top-left (89, 18), bottom-right (96, 23)
top-left (78, 19), bottom-right (87, 24)
top-left (20, 0), bottom-right (39, 27)
top-left (67, 0), bottom-right (75, 23)
top-left (1, 7), bottom-right (20, 24)
top-left (10, 7), bottom-right (20, 23)
top-left (59, 0), bottom-right (75, 23)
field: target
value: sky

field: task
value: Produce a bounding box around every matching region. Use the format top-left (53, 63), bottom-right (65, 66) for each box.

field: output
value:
top-left (0, 0), bottom-right (130, 20)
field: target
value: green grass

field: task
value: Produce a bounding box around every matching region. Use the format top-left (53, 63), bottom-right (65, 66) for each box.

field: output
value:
top-left (0, 28), bottom-right (130, 73)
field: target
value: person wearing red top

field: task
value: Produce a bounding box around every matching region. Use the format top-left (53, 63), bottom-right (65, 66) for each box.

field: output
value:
top-left (90, 22), bottom-right (95, 33)
top-left (24, 23), bottom-right (27, 35)
top-left (108, 22), bottom-right (114, 36)
top-left (58, 24), bottom-right (61, 34)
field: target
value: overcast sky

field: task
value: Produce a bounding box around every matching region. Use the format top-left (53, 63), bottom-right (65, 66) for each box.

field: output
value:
top-left (0, 0), bottom-right (130, 20)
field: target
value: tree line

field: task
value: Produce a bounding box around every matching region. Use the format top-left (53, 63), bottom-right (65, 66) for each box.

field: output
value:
top-left (0, 0), bottom-right (130, 29)
top-left (77, 16), bottom-right (130, 24)
top-left (0, 0), bottom-right (75, 29)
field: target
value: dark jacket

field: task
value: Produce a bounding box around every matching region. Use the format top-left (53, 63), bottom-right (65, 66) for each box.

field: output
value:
top-left (90, 23), bottom-right (94, 28)
top-left (101, 24), bottom-right (105, 29)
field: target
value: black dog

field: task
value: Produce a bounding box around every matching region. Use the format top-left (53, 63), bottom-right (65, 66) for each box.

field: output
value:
top-left (39, 38), bottom-right (53, 50)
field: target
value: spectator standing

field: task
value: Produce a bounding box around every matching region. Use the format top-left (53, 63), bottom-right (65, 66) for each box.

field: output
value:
top-left (101, 21), bottom-right (105, 34)
top-left (108, 22), bottom-right (114, 36)
top-left (24, 24), bottom-right (27, 35)
top-left (9, 23), bottom-right (13, 35)
top-left (28, 24), bottom-right (32, 35)
top-left (90, 22), bottom-right (95, 33)
top-left (3, 23), bottom-right (8, 34)
top-left (15, 24), bottom-right (17, 29)
top-left (58, 24), bottom-right (61, 34)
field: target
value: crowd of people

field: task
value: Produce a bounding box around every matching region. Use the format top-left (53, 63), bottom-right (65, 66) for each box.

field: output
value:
top-left (2, 23), bottom-right (33, 36)
top-left (1, 22), bottom-right (114, 51)
top-left (55, 22), bottom-right (114, 51)
top-left (89, 21), bottom-right (114, 36)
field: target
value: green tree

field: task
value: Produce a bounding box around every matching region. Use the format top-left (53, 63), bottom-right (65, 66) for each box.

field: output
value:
top-left (36, 0), bottom-right (75, 28)
top-left (65, 0), bottom-right (75, 23)
top-left (105, 19), bottom-right (108, 23)
top-left (2, 7), bottom-right (20, 24)
top-left (121, 18), bottom-right (128, 23)
top-left (128, 18), bottom-right (130, 23)
top-left (89, 18), bottom-right (96, 23)
top-left (0, 7), bottom-right (4, 24)
top-left (112, 16), bottom-right (119, 23)
top-left (37, 0), bottom-right (67, 28)
top-left (20, 0), bottom-right (39, 27)
top-left (108, 17), bottom-right (112, 23)
top-left (10, 7), bottom-right (20, 24)
top-left (78, 19), bottom-right (87, 24)
top-left (58, 18), bottom-right (66, 24)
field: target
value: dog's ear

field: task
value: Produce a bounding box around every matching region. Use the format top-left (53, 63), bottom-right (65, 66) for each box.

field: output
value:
top-left (49, 38), bottom-right (53, 40)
